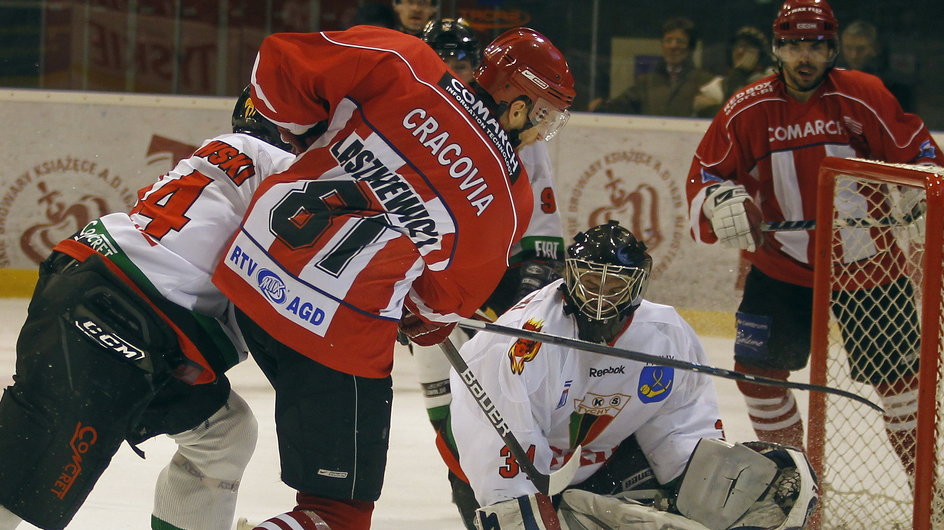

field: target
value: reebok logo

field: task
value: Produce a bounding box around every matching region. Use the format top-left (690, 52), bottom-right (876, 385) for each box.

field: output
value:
top-left (74, 319), bottom-right (145, 361)
top-left (589, 365), bottom-right (625, 377)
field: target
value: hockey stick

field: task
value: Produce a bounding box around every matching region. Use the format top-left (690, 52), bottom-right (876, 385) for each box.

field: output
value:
top-left (761, 212), bottom-right (917, 232)
top-left (438, 338), bottom-right (582, 496)
top-left (457, 318), bottom-right (883, 413)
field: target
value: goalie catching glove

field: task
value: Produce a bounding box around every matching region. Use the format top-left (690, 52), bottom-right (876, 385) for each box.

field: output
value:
top-left (703, 182), bottom-right (763, 252)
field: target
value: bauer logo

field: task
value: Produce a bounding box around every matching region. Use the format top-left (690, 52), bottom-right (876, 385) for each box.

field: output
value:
top-left (637, 366), bottom-right (673, 403)
top-left (257, 269), bottom-right (287, 304)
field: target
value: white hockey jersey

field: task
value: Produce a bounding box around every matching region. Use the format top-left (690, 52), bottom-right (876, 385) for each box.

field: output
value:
top-left (57, 133), bottom-right (295, 383)
top-left (514, 142), bottom-right (565, 263)
top-left (449, 281), bottom-right (724, 506)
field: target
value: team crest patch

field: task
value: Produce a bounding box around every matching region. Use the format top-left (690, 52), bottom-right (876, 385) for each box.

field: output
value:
top-left (570, 392), bottom-right (632, 446)
top-left (507, 319), bottom-right (544, 374)
top-left (637, 366), bottom-right (674, 403)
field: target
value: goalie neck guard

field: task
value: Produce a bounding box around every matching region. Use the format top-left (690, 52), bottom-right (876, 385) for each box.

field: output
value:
top-left (562, 220), bottom-right (651, 344)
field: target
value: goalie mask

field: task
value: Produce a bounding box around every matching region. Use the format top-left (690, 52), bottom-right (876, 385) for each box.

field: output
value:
top-left (232, 86), bottom-right (292, 152)
top-left (562, 221), bottom-right (651, 343)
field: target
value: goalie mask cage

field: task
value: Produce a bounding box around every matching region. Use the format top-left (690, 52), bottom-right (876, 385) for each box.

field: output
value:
top-left (809, 156), bottom-right (944, 529)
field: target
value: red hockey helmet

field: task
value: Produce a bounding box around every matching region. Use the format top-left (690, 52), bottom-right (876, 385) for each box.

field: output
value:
top-left (772, 0), bottom-right (838, 42)
top-left (474, 27), bottom-right (575, 140)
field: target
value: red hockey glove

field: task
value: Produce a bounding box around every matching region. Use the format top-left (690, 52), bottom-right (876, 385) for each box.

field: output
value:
top-left (399, 311), bottom-right (456, 347)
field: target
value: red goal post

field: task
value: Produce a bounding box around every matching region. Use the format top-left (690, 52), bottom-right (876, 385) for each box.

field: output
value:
top-left (809, 156), bottom-right (944, 529)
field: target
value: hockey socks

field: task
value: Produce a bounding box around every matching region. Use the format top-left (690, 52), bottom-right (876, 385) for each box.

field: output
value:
top-left (248, 511), bottom-right (330, 530)
top-left (735, 362), bottom-right (805, 450)
top-left (152, 390), bottom-right (258, 530)
top-left (875, 375), bottom-right (919, 476)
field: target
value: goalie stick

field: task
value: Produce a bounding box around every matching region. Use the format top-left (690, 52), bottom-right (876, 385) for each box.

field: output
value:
top-left (457, 317), bottom-right (883, 413)
top-left (438, 338), bottom-right (581, 496)
top-left (761, 212), bottom-right (917, 232)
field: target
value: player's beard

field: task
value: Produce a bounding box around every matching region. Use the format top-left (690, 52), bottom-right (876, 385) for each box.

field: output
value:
top-left (782, 60), bottom-right (828, 95)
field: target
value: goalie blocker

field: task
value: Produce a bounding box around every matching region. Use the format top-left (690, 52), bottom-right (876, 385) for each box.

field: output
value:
top-left (0, 251), bottom-right (231, 529)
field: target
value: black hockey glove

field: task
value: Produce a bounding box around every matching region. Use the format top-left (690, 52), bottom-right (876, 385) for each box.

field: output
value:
top-left (515, 259), bottom-right (563, 302)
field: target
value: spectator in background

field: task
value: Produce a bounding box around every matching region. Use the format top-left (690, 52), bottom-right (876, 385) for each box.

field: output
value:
top-left (694, 26), bottom-right (773, 118)
top-left (591, 17), bottom-right (714, 117)
top-left (839, 20), bottom-right (915, 112)
top-left (392, 0), bottom-right (437, 36)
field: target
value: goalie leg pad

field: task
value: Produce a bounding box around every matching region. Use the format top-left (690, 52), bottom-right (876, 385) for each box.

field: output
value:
top-left (152, 389), bottom-right (258, 530)
top-left (559, 489), bottom-right (709, 530)
top-left (474, 494), bottom-right (560, 530)
top-left (675, 439), bottom-right (778, 530)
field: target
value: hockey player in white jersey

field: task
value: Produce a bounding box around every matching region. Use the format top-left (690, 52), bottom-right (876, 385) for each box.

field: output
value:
top-left (0, 88), bottom-right (295, 530)
top-left (448, 221), bottom-right (819, 529)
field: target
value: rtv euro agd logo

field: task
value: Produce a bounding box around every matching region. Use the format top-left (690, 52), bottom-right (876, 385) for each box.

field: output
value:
top-left (254, 267), bottom-right (326, 326)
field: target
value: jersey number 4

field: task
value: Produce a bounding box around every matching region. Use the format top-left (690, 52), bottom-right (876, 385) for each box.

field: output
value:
top-left (130, 170), bottom-right (213, 239)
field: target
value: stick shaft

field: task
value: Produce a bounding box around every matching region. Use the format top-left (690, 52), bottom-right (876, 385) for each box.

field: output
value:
top-left (438, 338), bottom-right (580, 495)
top-left (762, 213), bottom-right (915, 232)
top-left (457, 318), bottom-right (883, 413)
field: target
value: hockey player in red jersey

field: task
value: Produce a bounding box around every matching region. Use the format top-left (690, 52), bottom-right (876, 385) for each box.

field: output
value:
top-left (412, 19), bottom-right (570, 527)
top-left (0, 89), bottom-right (296, 529)
top-left (216, 25), bottom-right (574, 530)
top-left (686, 0), bottom-right (943, 476)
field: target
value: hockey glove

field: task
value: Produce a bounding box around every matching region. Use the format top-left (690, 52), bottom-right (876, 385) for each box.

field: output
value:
top-left (399, 311), bottom-right (457, 347)
top-left (899, 187), bottom-right (926, 242)
top-left (515, 260), bottom-right (563, 302)
top-left (703, 181), bottom-right (763, 252)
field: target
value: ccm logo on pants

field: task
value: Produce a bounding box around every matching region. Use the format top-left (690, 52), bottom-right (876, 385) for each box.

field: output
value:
top-left (74, 319), bottom-right (145, 361)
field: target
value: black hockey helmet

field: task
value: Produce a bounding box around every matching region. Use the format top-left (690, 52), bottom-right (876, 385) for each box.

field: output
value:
top-left (562, 220), bottom-right (652, 343)
top-left (232, 86), bottom-right (292, 152)
top-left (421, 18), bottom-right (481, 67)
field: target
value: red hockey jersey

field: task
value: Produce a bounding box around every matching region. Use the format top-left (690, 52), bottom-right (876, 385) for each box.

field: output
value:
top-left (213, 28), bottom-right (534, 378)
top-left (687, 68), bottom-right (942, 287)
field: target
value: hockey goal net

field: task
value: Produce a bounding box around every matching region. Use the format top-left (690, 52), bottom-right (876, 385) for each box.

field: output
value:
top-left (808, 156), bottom-right (944, 529)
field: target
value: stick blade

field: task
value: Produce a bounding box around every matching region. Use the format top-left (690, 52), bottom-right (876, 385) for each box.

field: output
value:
top-left (547, 445), bottom-right (582, 496)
